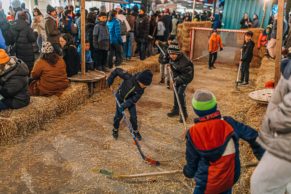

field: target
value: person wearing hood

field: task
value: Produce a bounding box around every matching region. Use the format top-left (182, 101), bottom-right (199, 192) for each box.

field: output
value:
top-left (251, 48), bottom-right (291, 194)
top-left (251, 14), bottom-right (260, 28)
top-left (29, 42), bottom-right (69, 96)
top-left (164, 41), bottom-right (194, 123)
top-left (10, 11), bottom-right (37, 72)
top-left (107, 68), bottom-right (153, 141)
top-left (184, 89), bottom-right (264, 194)
top-left (93, 12), bottom-right (110, 71)
top-left (0, 49), bottom-right (30, 110)
top-left (115, 5), bottom-right (131, 45)
top-left (45, 5), bottom-right (62, 56)
top-left (14, 2), bottom-right (32, 25)
top-left (107, 10), bottom-right (123, 68)
top-left (135, 7), bottom-right (149, 60)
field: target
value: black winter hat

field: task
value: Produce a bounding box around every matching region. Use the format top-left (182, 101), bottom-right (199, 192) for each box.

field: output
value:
top-left (168, 41), bottom-right (181, 54)
top-left (47, 4), bottom-right (56, 14)
top-left (136, 70), bottom-right (153, 86)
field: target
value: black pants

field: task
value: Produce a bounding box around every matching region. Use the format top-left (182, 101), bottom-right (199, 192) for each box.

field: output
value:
top-left (108, 43), bottom-right (123, 68)
top-left (137, 39), bottom-right (147, 61)
top-left (208, 52), bottom-right (217, 68)
top-left (95, 49), bottom-right (108, 70)
top-left (173, 84), bottom-right (187, 116)
top-left (240, 61), bottom-right (250, 83)
top-left (113, 103), bottom-right (138, 132)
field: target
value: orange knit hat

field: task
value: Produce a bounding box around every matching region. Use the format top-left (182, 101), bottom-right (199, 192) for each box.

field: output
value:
top-left (0, 49), bottom-right (10, 65)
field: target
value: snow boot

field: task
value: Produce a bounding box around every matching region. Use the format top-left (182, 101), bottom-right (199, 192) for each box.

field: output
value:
top-left (112, 128), bottom-right (119, 139)
top-left (159, 78), bottom-right (165, 84)
top-left (167, 109), bottom-right (179, 117)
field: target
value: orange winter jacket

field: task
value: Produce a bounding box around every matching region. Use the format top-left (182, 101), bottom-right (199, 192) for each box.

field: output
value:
top-left (208, 34), bottom-right (223, 53)
top-left (257, 32), bottom-right (268, 48)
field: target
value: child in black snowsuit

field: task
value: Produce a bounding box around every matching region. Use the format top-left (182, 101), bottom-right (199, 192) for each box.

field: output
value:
top-left (240, 31), bottom-right (255, 85)
top-left (107, 68), bottom-right (153, 140)
top-left (162, 41), bottom-right (194, 123)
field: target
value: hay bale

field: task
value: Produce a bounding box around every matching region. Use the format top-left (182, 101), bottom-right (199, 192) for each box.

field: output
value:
top-left (255, 57), bottom-right (275, 88)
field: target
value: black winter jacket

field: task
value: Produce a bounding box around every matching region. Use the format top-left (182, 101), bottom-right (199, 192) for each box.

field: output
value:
top-left (11, 19), bottom-right (37, 71)
top-left (135, 14), bottom-right (149, 41)
top-left (107, 68), bottom-right (144, 109)
top-left (162, 15), bottom-right (172, 38)
top-left (0, 57), bottom-right (30, 109)
top-left (86, 22), bottom-right (95, 51)
top-left (63, 45), bottom-right (80, 77)
top-left (169, 54), bottom-right (194, 85)
top-left (93, 21), bottom-right (110, 51)
top-left (241, 40), bottom-right (255, 63)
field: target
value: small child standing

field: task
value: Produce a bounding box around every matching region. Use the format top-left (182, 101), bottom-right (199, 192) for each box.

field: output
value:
top-left (183, 89), bottom-right (265, 194)
top-left (107, 68), bottom-right (153, 140)
top-left (240, 31), bottom-right (255, 85)
top-left (77, 40), bottom-right (94, 71)
top-left (93, 12), bottom-right (110, 72)
top-left (208, 29), bottom-right (223, 69)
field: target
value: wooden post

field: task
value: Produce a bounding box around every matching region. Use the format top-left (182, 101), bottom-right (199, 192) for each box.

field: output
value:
top-left (81, 0), bottom-right (86, 76)
top-left (192, 0), bottom-right (196, 21)
top-left (274, 0), bottom-right (284, 84)
top-left (260, 0), bottom-right (267, 28)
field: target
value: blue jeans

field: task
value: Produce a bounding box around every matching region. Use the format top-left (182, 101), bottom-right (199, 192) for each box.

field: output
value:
top-left (123, 32), bottom-right (134, 59)
top-left (0, 100), bottom-right (9, 111)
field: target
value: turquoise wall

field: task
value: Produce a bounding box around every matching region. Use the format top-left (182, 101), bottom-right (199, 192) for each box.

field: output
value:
top-left (222, 0), bottom-right (273, 29)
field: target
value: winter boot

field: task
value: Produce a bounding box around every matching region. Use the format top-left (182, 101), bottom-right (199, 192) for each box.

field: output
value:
top-left (112, 128), bottom-right (119, 139)
top-left (159, 78), bottom-right (165, 84)
top-left (134, 131), bottom-right (142, 141)
top-left (167, 109), bottom-right (179, 117)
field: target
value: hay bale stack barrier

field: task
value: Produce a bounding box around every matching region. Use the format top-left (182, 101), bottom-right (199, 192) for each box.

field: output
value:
top-left (0, 56), bottom-right (159, 145)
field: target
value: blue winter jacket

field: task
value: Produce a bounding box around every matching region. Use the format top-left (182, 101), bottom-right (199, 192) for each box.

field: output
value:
top-left (0, 29), bottom-right (6, 49)
top-left (184, 112), bottom-right (265, 194)
top-left (106, 18), bottom-right (122, 45)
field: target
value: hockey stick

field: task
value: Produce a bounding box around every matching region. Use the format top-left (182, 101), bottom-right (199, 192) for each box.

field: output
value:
top-left (98, 162), bottom-right (258, 179)
top-left (113, 92), bottom-right (160, 166)
top-left (236, 50), bottom-right (243, 88)
top-left (167, 66), bottom-right (187, 135)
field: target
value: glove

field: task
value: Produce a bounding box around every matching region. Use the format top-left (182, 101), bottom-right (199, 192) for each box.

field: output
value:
top-left (220, 48), bottom-right (223, 51)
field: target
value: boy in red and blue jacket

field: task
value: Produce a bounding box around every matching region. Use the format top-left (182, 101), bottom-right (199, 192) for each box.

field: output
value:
top-left (183, 89), bottom-right (265, 194)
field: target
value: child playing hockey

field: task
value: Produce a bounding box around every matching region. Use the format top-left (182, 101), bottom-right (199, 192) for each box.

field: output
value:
top-left (107, 68), bottom-right (153, 140)
top-left (240, 31), bottom-right (255, 85)
top-left (164, 41), bottom-right (194, 123)
top-left (183, 89), bottom-right (265, 194)
top-left (208, 29), bottom-right (223, 69)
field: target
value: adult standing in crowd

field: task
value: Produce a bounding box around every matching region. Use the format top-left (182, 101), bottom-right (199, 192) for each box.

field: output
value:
top-left (93, 12), bottom-right (110, 71)
top-left (29, 42), bottom-right (69, 96)
top-left (0, 49), bottom-right (30, 110)
top-left (251, 14), bottom-right (260, 28)
top-left (162, 8), bottom-right (172, 41)
top-left (13, 1), bottom-right (32, 25)
top-left (135, 6), bottom-right (149, 61)
top-left (107, 10), bottom-right (123, 68)
top-left (59, 33), bottom-right (80, 77)
top-left (156, 15), bottom-right (166, 41)
top-left (170, 14), bottom-right (178, 40)
top-left (251, 48), bottom-right (291, 194)
top-left (240, 13), bottom-right (251, 29)
top-left (125, 9), bottom-right (136, 60)
top-left (45, 5), bottom-right (62, 56)
top-left (85, 12), bottom-right (96, 67)
top-left (11, 11), bottom-right (37, 72)
top-left (32, 8), bottom-right (46, 51)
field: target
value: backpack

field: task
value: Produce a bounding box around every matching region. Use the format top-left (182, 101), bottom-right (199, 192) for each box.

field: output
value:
top-left (120, 20), bottom-right (128, 36)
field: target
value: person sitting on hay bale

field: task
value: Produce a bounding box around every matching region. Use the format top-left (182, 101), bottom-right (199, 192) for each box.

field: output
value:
top-left (183, 89), bottom-right (265, 194)
top-left (251, 48), bottom-right (291, 194)
top-left (0, 49), bottom-right (30, 110)
top-left (29, 42), bottom-right (69, 96)
top-left (107, 68), bottom-right (153, 141)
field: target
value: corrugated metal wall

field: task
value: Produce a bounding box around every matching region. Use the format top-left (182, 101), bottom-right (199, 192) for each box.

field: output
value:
top-left (222, 0), bottom-right (273, 29)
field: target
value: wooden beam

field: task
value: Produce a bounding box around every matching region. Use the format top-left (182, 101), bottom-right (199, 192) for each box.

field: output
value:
top-left (274, 0), bottom-right (284, 84)
top-left (81, 0), bottom-right (86, 76)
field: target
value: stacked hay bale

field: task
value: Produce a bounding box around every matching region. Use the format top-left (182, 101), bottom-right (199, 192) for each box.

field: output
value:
top-left (177, 21), bottom-right (212, 56)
